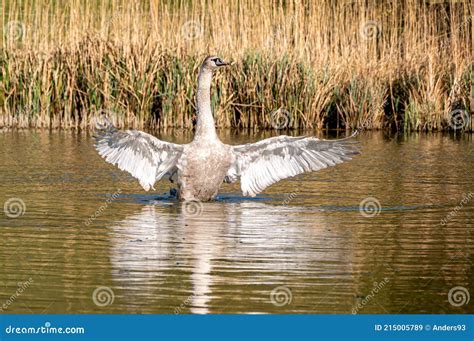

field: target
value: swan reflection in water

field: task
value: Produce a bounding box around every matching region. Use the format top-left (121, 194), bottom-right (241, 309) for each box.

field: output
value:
top-left (107, 200), bottom-right (354, 314)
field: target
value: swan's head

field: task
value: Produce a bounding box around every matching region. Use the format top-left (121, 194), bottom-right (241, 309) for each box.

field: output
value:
top-left (201, 56), bottom-right (231, 71)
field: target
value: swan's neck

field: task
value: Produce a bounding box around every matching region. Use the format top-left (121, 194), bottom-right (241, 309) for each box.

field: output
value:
top-left (195, 68), bottom-right (217, 141)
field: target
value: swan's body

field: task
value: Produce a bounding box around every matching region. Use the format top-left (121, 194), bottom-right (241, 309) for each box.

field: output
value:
top-left (179, 138), bottom-right (232, 201)
top-left (94, 56), bottom-right (359, 201)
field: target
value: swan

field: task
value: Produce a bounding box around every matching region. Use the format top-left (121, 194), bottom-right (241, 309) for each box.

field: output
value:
top-left (94, 56), bottom-right (360, 201)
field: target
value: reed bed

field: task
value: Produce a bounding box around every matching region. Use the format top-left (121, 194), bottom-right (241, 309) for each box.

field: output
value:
top-left (0, 0), bottom-right (473, 131)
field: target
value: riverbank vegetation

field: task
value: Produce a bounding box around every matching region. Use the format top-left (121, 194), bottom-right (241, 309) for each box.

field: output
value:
top-left (0, 0), bottom-right (472, 131)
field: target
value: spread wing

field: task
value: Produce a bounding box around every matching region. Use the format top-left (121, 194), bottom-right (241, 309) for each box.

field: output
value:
top-left (227, 134), bottom-right (360, 196)
top-left (94, 123), bottom-right (184, 191)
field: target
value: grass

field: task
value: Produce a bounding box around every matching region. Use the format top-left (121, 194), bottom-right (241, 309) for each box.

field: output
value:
top-left (0, 0), bottom-right (472, 131)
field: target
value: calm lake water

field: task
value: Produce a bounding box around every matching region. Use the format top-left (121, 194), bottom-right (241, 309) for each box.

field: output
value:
top-left (0, 129), bottom-right (473, 314)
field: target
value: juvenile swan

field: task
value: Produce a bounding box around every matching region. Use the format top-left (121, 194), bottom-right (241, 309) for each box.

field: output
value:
top-left (94, 56), bottom-right (360, 201)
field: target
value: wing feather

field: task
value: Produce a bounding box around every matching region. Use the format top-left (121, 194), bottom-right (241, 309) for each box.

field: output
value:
top-left (94, 124), bottom-right (183, 191)
top-left (228, 134), bottom-right (360, 196)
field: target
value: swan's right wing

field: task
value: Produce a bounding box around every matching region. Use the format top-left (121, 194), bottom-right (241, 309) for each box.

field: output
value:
top-left (227, 134), bottom-right (359, 196)
top-left (94, 124), bottom-right (184, 191)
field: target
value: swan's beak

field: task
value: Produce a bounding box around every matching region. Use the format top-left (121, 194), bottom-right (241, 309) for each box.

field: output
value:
top-left (216, 59), bottom-right (233, 67)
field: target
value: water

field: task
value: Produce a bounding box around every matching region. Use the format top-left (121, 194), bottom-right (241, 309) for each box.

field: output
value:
top-left (0, 130), bottom-right (473, 314)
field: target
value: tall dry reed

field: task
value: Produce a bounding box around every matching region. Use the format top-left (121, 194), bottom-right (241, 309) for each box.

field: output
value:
top-left (0, 0), bottom-right (472, 131)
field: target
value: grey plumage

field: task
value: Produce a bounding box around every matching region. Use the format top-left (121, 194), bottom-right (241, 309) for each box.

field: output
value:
top-left (94, 123), bottom-right (183, 191)
top-left (226, 135), bottom-right (359, 197)
top-left (94, 56), bottom-right (360, 201)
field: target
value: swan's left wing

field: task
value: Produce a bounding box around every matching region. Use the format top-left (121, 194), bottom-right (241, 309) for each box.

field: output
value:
top-left (226, 135), bottom-right (360, 196)
top-left (94, 124), bottom-right (183, 191)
